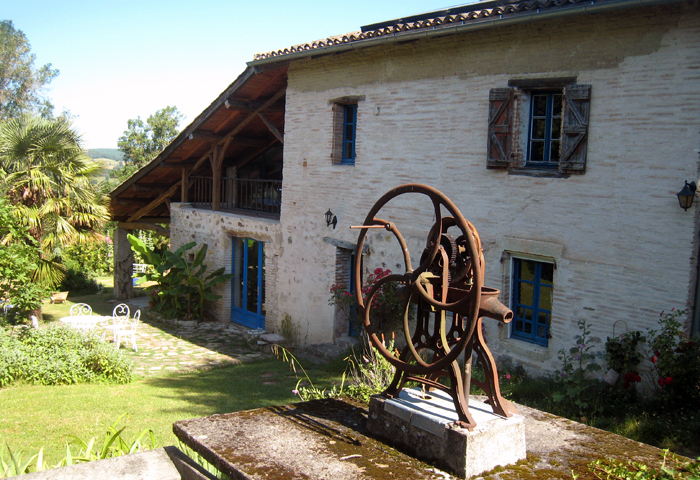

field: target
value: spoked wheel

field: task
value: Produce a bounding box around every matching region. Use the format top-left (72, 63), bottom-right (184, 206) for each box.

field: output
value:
top-left (353, 184), bottom-right (484, 376)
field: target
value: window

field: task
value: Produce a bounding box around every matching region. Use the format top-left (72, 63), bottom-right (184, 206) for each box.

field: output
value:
top-left (330, 95), bottom-right (364, 165)
top-left (341, 104), bottom-right (357, 164)
top-left (528, 92), bottom-right (562, 167)
top-left (487, 81), bottom-right (591, 175)
top-left (511, 258), bottom-right (553, 346)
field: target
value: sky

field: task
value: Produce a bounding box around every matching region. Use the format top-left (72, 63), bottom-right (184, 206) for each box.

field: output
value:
top-left (4, 0), bottom-right (456, 149)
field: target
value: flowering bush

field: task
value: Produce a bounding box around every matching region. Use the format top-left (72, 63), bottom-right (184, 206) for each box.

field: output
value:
top-left (604, 330), bottom-right (645, 389)
top-left (329, 268), bottom-right (408, 334)
top-left (647, 309), bottom-right (700, 406)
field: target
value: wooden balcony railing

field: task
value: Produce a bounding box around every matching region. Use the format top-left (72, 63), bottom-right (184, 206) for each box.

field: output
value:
top-left (190, 177), bottom-right (282, 217)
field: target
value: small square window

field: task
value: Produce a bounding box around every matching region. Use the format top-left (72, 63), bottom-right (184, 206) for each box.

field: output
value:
top-left (511, 258), bottom-right (553, 346)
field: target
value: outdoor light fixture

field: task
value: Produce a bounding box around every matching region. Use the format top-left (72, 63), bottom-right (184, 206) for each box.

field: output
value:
top-left (325, 209), bottom-right (337, 229)
top-left (677, 181), bottom-right (697, 211)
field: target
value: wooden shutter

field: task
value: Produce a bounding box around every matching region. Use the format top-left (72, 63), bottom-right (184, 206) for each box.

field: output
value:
top-left (559, 84), bottom-right (591, 174)
top-left (487, 88), bottom-right (515, 169)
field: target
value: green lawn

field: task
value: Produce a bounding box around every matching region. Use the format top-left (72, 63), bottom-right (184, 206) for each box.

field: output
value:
top-left (0, 359), bottom-right (344, 466)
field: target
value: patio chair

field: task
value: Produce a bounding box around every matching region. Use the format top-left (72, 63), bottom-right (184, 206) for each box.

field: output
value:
top-left (101, 303), bottom-right (131, 342)
top-left (69, 303), bottom-right (92, 316)
top-left (114, 309), bottom-right (141, 352)
top-left (50, 291), bottom-right (68, 304)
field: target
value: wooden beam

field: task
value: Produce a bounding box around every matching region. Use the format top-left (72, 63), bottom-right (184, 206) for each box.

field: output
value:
top-left (188, 131), bottom-right (224, 144)
top-left (118, 222), bottom-right (170, 238)
top-left (126, 182), bottom-right (181, 223)
top-left (187, 87), bottom-right (286, 178)
top-left (257, 112), bottom-right (284, 144)
top-left (132, 183), bottom-right (170, 192)
top-left (225, 98), bottom-right (284, 113)
top-left (161, 159), bottom-right (198, 166)
top-left (113, 198), bottom-right (151, 207)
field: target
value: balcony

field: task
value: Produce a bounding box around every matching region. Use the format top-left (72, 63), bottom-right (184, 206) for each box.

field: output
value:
top-left (190, 177), bottom-right (282, 218)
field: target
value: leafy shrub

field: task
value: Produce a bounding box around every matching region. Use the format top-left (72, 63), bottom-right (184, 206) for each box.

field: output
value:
top-left (343, 333), bottom-right (397, 402)
top-left (61, 236), bottom-right (113, 277)
top-left (588, 450), bottom-right (700, 480)
top-left (0, 197), bottom-right (47, 326)
top-left (329, 268), bottom-right (410, 334)
top-left (58, 268), bottom-right (100, 295)
top-left (552, 320), bottom-right (603, 417)
top-left (128, 235), bottom-right (232, 320)
top-left (0, 326), bottom-right (133, 387)
top-left (647, 309), bottom-right (700, 407)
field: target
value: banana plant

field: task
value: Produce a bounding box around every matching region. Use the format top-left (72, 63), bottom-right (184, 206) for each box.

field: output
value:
top-left (127, 235), bottom-right (232, 320)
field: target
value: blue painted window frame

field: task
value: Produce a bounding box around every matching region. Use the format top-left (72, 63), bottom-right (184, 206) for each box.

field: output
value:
top-left (341, 104), bottom-right (357, 165)
top-left (511, 258), bottom-right (553, 346)
top-left (527, 91), bottom-right (563, 168)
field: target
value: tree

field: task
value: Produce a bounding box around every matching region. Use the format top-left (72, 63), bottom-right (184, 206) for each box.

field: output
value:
top-left (117, 106), bottom-right (182, 170)
top-left (0, 196), bottom-right (46, 324)
top-left (0, 114), bottom-right (109, 286)
top-left (0, 20), bottom-right (59, 121)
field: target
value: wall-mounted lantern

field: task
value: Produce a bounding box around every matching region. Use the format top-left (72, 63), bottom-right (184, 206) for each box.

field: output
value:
top-left (325, 209), bottom-right (337, 229)
top-left (677, 181), bottom-right (697, 211)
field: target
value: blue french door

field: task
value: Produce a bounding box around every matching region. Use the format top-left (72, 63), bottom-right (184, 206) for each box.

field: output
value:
top-left (231, 238), bottom-right (265, 329)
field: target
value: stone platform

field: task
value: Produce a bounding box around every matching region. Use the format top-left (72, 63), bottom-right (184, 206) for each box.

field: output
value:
top-left (367, 389), bottom-right (526, 477)
top-left (173, 397), bottom-right (677, 480)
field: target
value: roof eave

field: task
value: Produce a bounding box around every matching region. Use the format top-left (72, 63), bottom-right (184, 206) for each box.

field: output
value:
top-left (109, 66), bottom-right (259, 198)
top-left (248, 0), bottom-right (687, 68)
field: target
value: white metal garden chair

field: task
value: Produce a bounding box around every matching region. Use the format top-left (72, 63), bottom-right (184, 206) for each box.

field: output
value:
top-left (101, 303), bottom-right (131, 342)
top-left (69, 303), bottom-right (93, 316)
top-left (114, 309), bottom-right (140, 352)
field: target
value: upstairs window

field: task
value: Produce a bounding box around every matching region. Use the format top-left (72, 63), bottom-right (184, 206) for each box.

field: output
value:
top-left (528, 92), bottom-right (562, 168)
top-left (487, 80), bottom-right (591, 175)
top-left (330, 95), bottom-right (364, 166)
top-left (511, 258), bottom-right (553, 346)
top-left (342, 104), bottom-right (357, 165)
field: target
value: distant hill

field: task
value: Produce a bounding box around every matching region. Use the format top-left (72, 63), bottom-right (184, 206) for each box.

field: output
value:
top-left (87, 148), bottom-right (123, 162)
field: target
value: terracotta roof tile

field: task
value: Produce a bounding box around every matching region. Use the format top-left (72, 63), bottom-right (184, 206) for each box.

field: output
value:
top-left (252, 0), bottom-right (610, 62)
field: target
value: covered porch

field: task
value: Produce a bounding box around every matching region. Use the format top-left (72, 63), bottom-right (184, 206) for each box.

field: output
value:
top-left (109, 64), bottom-right (288, 300)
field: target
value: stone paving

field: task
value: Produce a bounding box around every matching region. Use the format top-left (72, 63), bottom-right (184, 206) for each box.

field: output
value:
top-left (113, 307), bottom-right (273, 377)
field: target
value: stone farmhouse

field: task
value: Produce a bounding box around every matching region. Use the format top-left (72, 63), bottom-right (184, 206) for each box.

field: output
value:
top-left (110, 0), bottom-right (700, 373)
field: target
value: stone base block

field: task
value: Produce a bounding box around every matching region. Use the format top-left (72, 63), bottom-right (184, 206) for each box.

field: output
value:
top-left (367, 388), bottom-right (526, 478)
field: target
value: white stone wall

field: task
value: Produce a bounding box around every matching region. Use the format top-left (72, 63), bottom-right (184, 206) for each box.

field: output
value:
top-left (170, 204), bottom-right (283, 331)
top-left (276, 4), bottom-right (700, 371)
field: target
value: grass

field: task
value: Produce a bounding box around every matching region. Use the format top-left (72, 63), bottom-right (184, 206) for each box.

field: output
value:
top-left (0, 359), bottom-right (345, 466)
top-left (1, 275), bottom-right (347, 467)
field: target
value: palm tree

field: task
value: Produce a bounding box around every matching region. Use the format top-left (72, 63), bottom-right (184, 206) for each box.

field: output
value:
top-left (0, 114), bottom-right (109, 286)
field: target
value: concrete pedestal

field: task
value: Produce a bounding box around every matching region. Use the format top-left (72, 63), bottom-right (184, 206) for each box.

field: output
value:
top-left (367, 389), bottom-right (526, 478)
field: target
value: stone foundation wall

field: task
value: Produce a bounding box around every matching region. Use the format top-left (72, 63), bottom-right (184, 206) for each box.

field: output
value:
top-left (169, 204), bottom-right (283, 332)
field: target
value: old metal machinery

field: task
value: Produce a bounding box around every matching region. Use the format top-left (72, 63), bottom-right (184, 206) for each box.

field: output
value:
top-left (352, 184), bottom-right (517, 429)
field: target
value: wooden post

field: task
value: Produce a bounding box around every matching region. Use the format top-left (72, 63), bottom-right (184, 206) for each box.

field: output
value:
top-left (181, 167), bottom-right (189, 203)
top-left (113, 227), bottom-right (134, 300)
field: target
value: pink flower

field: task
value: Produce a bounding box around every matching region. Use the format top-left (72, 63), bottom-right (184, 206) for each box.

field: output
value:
top-left (505, 374), bottom-right (511, 379)
top-left (292, 389), bottom-right (299, 396)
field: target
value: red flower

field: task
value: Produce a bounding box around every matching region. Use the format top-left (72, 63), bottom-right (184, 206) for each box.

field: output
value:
top-left (654, 350), bottom-right (661, 357)
top-left (658, 378), bottom-right (666, 386)
top-left (622, 382), bottom-right (629, 389)
top-left (665, 376), bottom-right (673, 385)
top-left (651, 356), bottom-right (657, 364)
